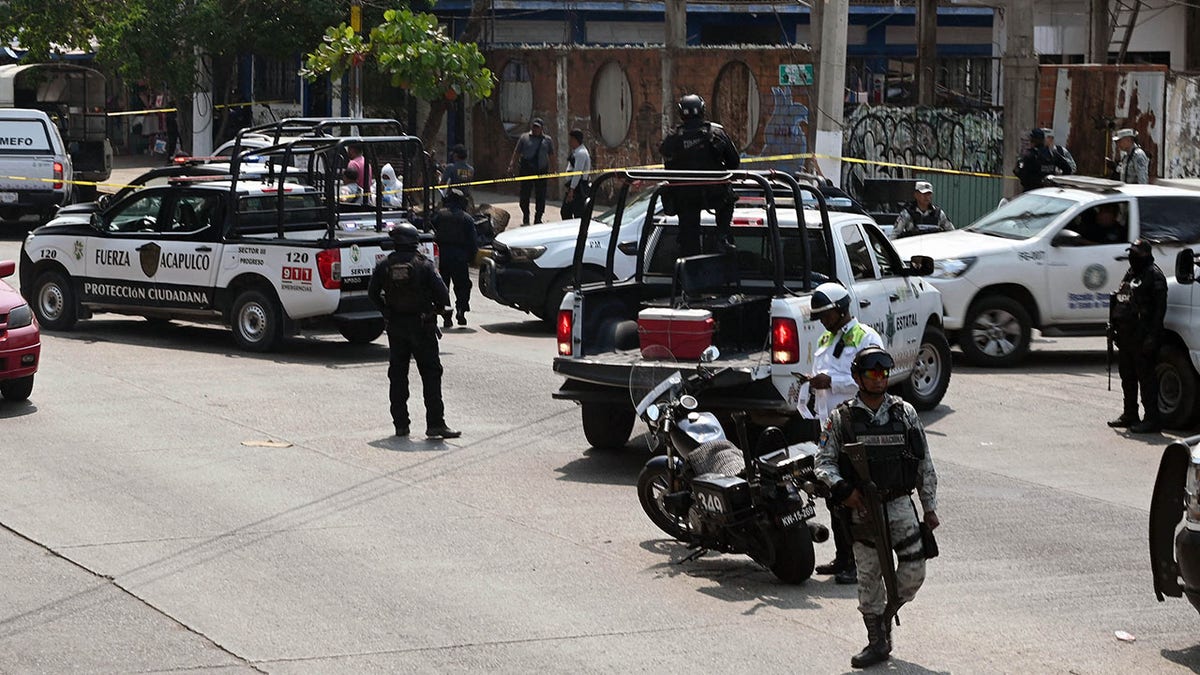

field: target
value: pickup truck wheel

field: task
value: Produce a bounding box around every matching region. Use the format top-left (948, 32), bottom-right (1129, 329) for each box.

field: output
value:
top-left (581, 401), bottom-right (634, 449)
top-left (31, 270), bottom-right (77, 331)
top-left (231, 289), bottom-right (283, 352)
top-left (338, 319), bottom-right (385, 344)
top-left (636, 465), bottom-right (692, 540)
top-left (0, 375), bottom-right (34, 402)
top-left (1157, 346), bottom-right (1199, 429)
top-left (904, 327), bottom-right (952, 410)
top-left (960, 295), bottom-right (1031, 367)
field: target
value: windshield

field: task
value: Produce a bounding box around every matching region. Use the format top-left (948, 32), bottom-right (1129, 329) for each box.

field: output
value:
top-left (593, 187), bottom-right (655, 227)
top-left (965, 193), bottom-right (1075, 240)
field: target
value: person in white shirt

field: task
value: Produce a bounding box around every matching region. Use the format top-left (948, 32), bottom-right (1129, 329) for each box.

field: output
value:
top-left (560, 129), bottom-right (592, 219)
top-left (804, 282), bottom-right (884, 585)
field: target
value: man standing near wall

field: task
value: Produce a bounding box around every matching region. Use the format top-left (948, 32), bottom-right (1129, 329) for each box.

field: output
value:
top-left (508, 118), bottom-right (556, 225)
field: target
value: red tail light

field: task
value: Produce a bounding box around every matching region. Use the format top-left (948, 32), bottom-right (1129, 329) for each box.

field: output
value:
top-left (432, 242), bottom-right (440, 264)
top-left (772, 317), bottom-right (799, 364)
top-left (52, 161), bottom-right (63, 189)
top-left (557, 309), bottom-right (573, 356)
top-left (316, 249), bottom-right (341, 289)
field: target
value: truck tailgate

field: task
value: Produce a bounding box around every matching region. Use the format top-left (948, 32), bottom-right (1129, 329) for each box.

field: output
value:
top-left (552, 349), bottom-right (772, 388)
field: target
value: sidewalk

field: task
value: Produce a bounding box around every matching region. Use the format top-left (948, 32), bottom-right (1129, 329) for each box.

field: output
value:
top-left (107, 154), bottom-right (526, 229)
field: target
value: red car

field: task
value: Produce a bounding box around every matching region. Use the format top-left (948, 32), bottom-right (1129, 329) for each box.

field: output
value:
top-left (0, 259), bottom-right (39, 401)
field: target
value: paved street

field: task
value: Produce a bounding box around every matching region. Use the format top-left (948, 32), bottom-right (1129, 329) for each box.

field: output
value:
top-left (1, 165), bottom-right (1199, 673)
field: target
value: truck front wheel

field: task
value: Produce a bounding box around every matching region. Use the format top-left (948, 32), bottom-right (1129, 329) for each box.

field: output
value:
top-left (903, 326), bottom-right (952, 410)
top-left (960, 295), bottom-right (1031, 367)
top-left (1157, 346), bottom-right (1199, 429)
top-left (31, 270), bottom-right (78, 331)
top-left (231, 289), bottom-right (283, 352)
top-left (581, 401), bottom-right (634, 449)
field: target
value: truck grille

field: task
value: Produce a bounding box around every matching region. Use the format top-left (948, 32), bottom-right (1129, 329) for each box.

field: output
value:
top-left (491, 241), bottom-right (511, 264)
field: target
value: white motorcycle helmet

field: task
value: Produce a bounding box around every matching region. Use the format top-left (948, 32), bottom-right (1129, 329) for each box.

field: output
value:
top-left (810, 282), bottom-right (851, 315)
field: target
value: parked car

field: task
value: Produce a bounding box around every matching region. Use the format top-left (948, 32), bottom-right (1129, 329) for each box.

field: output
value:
top-left (0, 108), bottom-right (74, 224)
top-left (0, 258), bottom-right (39, 401)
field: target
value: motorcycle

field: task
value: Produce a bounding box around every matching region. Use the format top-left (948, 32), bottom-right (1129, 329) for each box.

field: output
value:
top-left (632, 346), bottom-right (829, 584)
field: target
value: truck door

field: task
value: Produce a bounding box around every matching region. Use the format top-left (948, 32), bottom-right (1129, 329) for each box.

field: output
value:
top-left (148, 190), bottom-right (222, 309)
top-left (862, 222), bottom-right (925, 370)
top-left (1044, 200), bottom-right (1131, 322)
top-left (838, 223), bottom-right (892, 345)
top-left (84, 189), bottom-right (169, 307)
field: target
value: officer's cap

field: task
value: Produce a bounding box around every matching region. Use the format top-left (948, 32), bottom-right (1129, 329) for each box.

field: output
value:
top-left (531, 118), bottom-right (544, 128)
top-left (1030, 128), bottom-right (1045, 140)
top-left (1113, 128), bottom-right (1137, 141)
top-left (1116, 238), bottom-right (1153, 261)
top-left (914, 181), bottom-right (933, 194)
top-left (852, 346), bottom-right (896, 374)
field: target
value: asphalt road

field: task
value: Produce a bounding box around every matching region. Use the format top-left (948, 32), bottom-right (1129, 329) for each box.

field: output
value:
top-left (1, 168), bottom-right (1198, 672)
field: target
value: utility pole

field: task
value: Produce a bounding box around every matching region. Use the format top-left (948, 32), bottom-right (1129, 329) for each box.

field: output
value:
top-left (917, 0), bottom-right (938, 105)
top-left (1001, 0), bottom-right (1038, 197)
top-left (192, 48), bottom-right (213, 156)
top-left (663, 0), bottom-right (687, 139)
top-left (350, 0), bottom-right (364, 118)
top-left (1088, 0), bottom-right (1110, 63)
top-left (814, 0), bottom-right (849, 186)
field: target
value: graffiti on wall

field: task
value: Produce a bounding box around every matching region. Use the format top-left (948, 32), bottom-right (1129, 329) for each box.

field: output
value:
top-left (1164, 74), bottom-right (1200, 179)
top-left (761, 87), bottom-right (810, 174)
top-left (839, 105), bottom-right (1003, 188)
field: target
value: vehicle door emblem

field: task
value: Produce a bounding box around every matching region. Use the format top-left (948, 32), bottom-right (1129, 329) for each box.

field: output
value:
top-left (1083, 264), bottom-right (1108, 291)
top-left (140, 242), bottom-right (162, 278)
top-left (73, 240), bottom-right (83, 261)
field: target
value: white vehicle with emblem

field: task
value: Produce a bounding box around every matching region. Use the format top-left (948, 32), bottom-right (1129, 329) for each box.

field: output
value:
top-left (0, 108), bottom-right (73, 224)
top-left (19, 133), bottom-right (436, 351)
top-left (893, 176), bottom-right (1200, 367)
top-left (551, 169), bottom-right (949, 450)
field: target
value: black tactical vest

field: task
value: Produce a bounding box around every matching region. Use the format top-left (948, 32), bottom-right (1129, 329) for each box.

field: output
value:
top-left (904, 204), bottom-right (944, 233)
top-left (384, 254), bottom-right (430, 314)
top-left (838, 402), bottom-right (923, 497)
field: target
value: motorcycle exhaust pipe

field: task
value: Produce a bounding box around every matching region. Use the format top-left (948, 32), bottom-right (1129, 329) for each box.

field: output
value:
top-left (808, 522), bottom-right (830, 543)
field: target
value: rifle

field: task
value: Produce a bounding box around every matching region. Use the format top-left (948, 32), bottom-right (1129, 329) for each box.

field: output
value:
top-left (1106, 326), bottom-right (1114, 392)
top-left (844, 441), bottom-right (904, 625)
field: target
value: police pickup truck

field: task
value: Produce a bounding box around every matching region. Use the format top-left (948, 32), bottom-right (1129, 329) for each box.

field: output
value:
top-left (551, 170), bottom-right (950, 450)
top-left (19, 133), bottom-right (436, 351)
top-left (893, 175), bottom-right (1200, 367)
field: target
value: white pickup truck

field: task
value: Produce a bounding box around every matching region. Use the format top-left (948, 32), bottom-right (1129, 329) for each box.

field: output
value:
top-left (19, 133), bottom-right (437, 351)
top-left (893, 176), bottom-right (1200, 367)
top-left (551, 170), bottom-right (950, 449)
top-left (0, 108), bottom-right (73, 224)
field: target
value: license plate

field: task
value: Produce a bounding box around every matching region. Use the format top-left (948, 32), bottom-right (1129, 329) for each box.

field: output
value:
top-left (0, 192), bottom-right (16, 204)
top-left (781, 501), bottom-right (816, 528)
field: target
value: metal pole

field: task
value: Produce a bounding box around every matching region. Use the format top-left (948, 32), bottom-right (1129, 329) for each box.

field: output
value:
top-left (350, 0), bottom-right (364, 119)
top-left (663, 0), bottom-right (687, 139)
top-left (917, 0), bottom-right (938, 106)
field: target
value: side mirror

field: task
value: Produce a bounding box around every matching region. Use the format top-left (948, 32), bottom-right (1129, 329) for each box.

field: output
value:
top-left (0, 260), bottom-right (15, 278)
top-left (1176, 248), bottom-right (1197, 285)
top-left (699, 345), bottom-right (720, 363)
top-left (907, 255), bottom-right (935, 276)
top-left (97, 194), bottom-right (110, 209)
top-left (89, 212), bottom-right (105, 231)
top-left (645, 404), bottom-right (661, 423)
top-left (1051, 229), bottom-right (1083, 247)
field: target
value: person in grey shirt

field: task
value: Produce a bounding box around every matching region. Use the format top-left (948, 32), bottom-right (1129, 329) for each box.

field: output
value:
top-left (1112, 128), bottom-right (1150, 184)
top-left (1044, 129), bottom-right (1076, 175)
top-left (892, 181), bottom-right (953, 239)
top-left (560, 129), bottom-right (591, 219)
top-left (507, 118), bottom-right (556, 225)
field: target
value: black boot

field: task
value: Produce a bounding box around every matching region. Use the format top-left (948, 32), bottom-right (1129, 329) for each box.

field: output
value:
top-left (815, 559), bottom-right (848, 575)
top-left (835, 565), bottom-right (858, 585)
top-left (1131, 417), bottom-right (1163, 434)
top-left (850, 614), bottom-right (891, 668)
top-left (1107, 413), bottom-right (1139, 428)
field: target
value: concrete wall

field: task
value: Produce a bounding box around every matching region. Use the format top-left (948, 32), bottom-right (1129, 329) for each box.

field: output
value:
top-left (472, 46), bottom-right (814, 197)
top-left (1164, 73), bottom-right (1200, 179)
top-left (1033, 0), bottom-right (1187, 70)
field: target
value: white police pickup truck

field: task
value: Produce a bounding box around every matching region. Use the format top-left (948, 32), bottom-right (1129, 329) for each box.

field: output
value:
top-left (551, 170), bottom-right (949, 450)
top-left (0, 108), bottom-right (73, 224)
top-left (19, 134), bottom-right (436, 351)
top-left (893, 176), bottom-right (1200, 367)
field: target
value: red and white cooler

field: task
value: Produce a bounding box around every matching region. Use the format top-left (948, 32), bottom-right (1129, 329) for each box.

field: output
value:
top-left (637, 308), bottom-right (715, 359)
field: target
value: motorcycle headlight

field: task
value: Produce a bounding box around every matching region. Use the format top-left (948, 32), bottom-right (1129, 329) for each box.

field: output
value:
top-left (508, 246), bottom-right (546, 263)
top-left (931, 256), bottom-right (977, 279)
top-left (6, 304), bottom-right (33, 329)
top-left (1186, 456), bottom-right (1200, 524)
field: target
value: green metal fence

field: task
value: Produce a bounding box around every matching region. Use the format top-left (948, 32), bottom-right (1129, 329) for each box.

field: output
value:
top-left (923, 172), bottom-right (1007, 228)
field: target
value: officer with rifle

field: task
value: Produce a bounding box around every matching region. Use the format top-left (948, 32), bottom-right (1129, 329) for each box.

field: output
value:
top-left (815, 346), bottom-right (940, 669)
top-left (368, 224), bottom-right (461, 440)
top-left (1107, 239), bottom-right (1168, 433)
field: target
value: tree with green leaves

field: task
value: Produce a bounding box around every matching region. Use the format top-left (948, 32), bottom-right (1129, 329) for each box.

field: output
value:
top-left (301, 7), bottom-right (495, 142)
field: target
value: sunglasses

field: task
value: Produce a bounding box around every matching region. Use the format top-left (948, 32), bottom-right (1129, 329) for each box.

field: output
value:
top-left (861, 368), bottom-right (890, 380)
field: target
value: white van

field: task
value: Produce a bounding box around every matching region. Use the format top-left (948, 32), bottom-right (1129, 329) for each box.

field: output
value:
top-left (0, 108), bottom-right (73, 224)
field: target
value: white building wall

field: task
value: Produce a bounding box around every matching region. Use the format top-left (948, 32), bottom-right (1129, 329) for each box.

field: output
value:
top-left (1033, 0), bottom-right (1186, 69)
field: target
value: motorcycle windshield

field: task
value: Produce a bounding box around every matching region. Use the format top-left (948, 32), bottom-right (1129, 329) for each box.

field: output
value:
top-left (635, 371), bottom-right (682, 417)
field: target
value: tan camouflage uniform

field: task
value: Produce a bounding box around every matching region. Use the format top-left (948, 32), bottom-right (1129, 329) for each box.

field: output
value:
top-left (815, 392), bottom-right (938, 615)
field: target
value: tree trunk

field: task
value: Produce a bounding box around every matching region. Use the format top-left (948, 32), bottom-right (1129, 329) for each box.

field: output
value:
top-left (421, 98), bottom-right (451, 142)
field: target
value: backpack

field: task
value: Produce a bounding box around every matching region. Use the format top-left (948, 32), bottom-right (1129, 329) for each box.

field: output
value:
top-left (384, 255), bottom-right (430, 314)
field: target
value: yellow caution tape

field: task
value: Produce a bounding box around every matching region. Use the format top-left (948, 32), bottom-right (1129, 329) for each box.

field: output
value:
top-left (106, 100), bottom-right (290, 117)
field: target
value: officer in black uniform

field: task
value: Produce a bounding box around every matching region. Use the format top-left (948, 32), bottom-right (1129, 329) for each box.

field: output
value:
top-left (433, 187), bottom-right (479, 328)
top-left (658, 94), bottom-right (741, 257)
top-left (1108, 239), bottom-right (1168, 433)
top-left (368, 224), bottom-right (461, 439)
top-left (1014, 128), bottom-right (1071, 192)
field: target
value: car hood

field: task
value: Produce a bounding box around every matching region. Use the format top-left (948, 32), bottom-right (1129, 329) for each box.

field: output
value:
top-left (33, 211), bottom-right (95, 237)
top-left (0, 278), bottom-right (25, 311)
top-left (494, 218), bottom-right (612, 247)
top-left (892, 229), bottom-right (1021, 260)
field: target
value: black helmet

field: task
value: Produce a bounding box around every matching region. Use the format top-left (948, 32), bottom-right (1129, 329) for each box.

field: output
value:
top-left (852, 346), bottom-right (895, 374)
top-left (677, 94), bottom-right (706, 120)
top-left (389, 223), bottom-right (420, 247)
top-left (810, 282), bottom-right (851, 314)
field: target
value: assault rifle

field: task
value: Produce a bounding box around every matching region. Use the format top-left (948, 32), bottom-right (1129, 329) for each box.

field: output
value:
top-left (844, 441), bottom-right (904, 625)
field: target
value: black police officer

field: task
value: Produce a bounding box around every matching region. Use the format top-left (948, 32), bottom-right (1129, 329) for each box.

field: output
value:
top-left (658, 94), bottom-right (741, 257)
top-left (433, 187), bottom-right (479, 328)
top-left (368, 223), bottom-right (461, 439)
top-left (1108, 239), bottom-right (1168, 433)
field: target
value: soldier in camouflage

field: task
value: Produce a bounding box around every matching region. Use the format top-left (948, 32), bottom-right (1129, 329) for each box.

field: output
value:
top-left (816, 346), bottom-right (940, 669)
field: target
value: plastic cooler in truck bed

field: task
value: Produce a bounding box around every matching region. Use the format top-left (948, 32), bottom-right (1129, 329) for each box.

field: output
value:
top-left (637, 307), bottom-right (714, 359)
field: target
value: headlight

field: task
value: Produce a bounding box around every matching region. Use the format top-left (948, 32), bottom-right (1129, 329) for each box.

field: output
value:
top-left (508, 246), bottom-right (546, 263)
top-left (931, 257), bottom-right (977, 279)
top-left (6, 304), bottom-right (33, 329)
top-left (1186, 455), bottom-right (1200, 523)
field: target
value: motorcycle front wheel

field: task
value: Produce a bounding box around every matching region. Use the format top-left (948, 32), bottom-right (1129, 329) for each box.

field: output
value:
top-left (770, 525), bottom-right (815, 584)
top-left (637, 466), bottom-right (691, 541)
